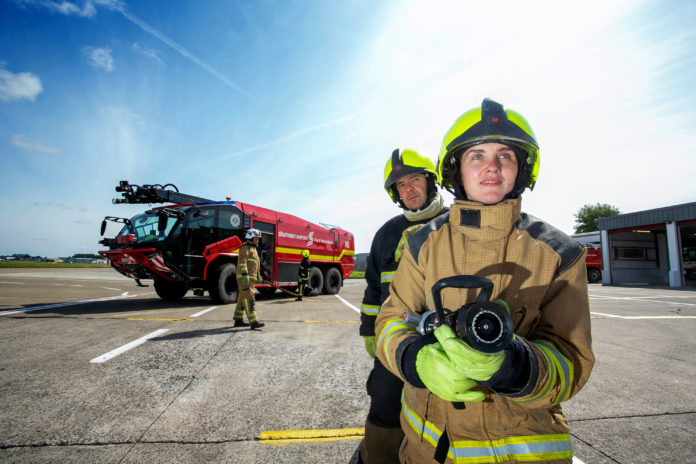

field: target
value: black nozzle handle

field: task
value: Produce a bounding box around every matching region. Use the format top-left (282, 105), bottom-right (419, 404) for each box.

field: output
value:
top-left (431, 276), bottom-right (494, 327)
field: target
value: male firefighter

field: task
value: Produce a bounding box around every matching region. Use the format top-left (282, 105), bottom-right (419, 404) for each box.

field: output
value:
top-left (356, 149), bottom-right (448, 464)
top-left (234, 228), bottom-right (265, 329)
top-left (296, 249), bottom-right (311, 301)
top-left (374, 98), bottom-right (594, 463)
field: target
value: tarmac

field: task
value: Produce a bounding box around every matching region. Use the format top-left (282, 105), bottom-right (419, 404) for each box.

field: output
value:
top-left (0, 268), bottom-right (694, 463)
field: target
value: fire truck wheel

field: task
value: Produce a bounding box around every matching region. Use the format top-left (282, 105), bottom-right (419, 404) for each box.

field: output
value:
top-left (587, 268), bottom-right (601, 283)
top-left (323, 267), bottom-right (342, 295)
top-left (308, 267), bottom-right (323, 296)
top-left (209, 263), bottom-right (239, 304)
top-left (154, 278), bottom-right (188, 302)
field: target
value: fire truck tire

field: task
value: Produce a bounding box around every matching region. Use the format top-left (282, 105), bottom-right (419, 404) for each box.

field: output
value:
top-left (209, 263), bottom-right (238, 304)
top-left (323, 267), bottom-right (342, 295)
top-left (587, 267), bottom-right (601, 283)
top-left (308, 266), bottom-right (323, 296)
top-left (154, 278), bottom-right (188, 301)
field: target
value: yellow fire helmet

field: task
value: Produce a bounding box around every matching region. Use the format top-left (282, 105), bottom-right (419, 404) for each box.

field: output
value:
top-left (437, 98), bottom-right (540, 200)
top-left (383, 148), bottom-right (439, 207)
top-left (301, 249), bottom-right (310, 258)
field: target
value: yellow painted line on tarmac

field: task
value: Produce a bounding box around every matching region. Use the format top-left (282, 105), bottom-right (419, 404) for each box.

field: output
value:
top-left (127, 317), bottom-right (194, 322)
top-left (259, 427), bottom-right (364, 445)
top-left (303, 320), bottom-right (359, 323)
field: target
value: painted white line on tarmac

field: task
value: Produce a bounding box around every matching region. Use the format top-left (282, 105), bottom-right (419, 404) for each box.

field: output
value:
top-left (592, 311), bottom-right (696, 319)
top-left (573, 457), bottom-right (585, 464)
top-left (190, 306), bottom-right (219, 318)
top-left (0, 281), bottom-right (25, 284)
top-left (590, 296), bottom-right (696, 306)
top-left (90, 328), bottom-right (169, 363)
top-left (0, 293), bottom-right (140, 316)
top-left (335, 294), bottom-right (360, 313)
top-left (102, 287), bottom-right (121, 291)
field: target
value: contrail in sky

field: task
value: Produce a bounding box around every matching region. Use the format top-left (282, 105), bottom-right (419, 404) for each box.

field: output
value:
top-left (206, 111), bottom-right (364, 164)
top-left (96, 0), bottom-right (255, 100)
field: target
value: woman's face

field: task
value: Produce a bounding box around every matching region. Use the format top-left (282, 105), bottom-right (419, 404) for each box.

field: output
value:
top-left (458, 143), bottom-right (519, 204)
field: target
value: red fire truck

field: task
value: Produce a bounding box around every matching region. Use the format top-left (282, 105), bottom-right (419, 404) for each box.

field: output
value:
top-left (99, 181), bottom-right (355, 303)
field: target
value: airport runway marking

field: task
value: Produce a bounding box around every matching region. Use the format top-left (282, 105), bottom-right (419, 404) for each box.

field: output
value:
top-left (303, 320), bottom-right (359, 323)
top-left (0, 292), bottom-right (138, 316)
top-left (591, 312), bottom-right (696, 319)
top-left (189, 306), bottom-right (219, 317)
top-left (589, 296), bottom-right (696, 306)
top-left (128, 317), bottom-right (194, 322)
top-left (334, 294), bottom-right (360, 313)
top-left (90, 328), bottom-right (169, 363)
top-left (259, 427), bottom-right (364, 444)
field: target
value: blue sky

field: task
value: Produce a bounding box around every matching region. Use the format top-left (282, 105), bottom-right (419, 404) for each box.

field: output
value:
top-left (1, 0), bottom-right (695, 257)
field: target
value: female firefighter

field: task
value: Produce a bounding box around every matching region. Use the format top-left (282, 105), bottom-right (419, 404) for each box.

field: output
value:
top-left (374, 98), bottom-right (595, 463)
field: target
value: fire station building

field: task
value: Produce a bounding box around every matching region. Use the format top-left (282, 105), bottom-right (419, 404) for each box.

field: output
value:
top-left (598, 201), bottom-right (696, 287)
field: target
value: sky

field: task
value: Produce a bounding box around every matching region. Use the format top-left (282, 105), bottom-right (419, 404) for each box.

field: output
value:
top-left (1, 0), bottom-right (695, 257)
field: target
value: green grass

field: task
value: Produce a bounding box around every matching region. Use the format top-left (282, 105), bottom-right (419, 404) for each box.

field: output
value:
top-left (0, 261), bottom-right (109, 268)
top-left (349, 270), bottom-right (365, 279)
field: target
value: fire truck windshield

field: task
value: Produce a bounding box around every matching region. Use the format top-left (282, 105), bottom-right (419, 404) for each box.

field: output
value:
top-left (117, 212), bottom-right (178, 244)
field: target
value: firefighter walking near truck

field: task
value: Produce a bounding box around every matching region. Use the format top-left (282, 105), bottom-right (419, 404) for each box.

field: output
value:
top-left (375, 98), bottom-right (594, 463)
top-left (234, 228), bottom-right (265, 329)
top-left (296, 249), bottom-right (311, 301)
top-left (355, 149), bottom-right (448, 464)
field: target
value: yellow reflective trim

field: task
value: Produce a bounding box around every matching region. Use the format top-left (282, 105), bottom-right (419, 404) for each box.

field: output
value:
top-left (449, 433), bottom-right (572, 463)
top-left (275, 246), bottom-right (354, 261)
top-left (380, 271), bottom-right (395, 284)
top-left (534, 340), bottom-right (573, 403)
top-left (401, 393), bottom-right (442, 447)
top-left (377, 319), bottom-right (414, 370)
top-left (518, 341), bottom-right (573, 405)
top-left (360, 303), bottom-right (380, 316)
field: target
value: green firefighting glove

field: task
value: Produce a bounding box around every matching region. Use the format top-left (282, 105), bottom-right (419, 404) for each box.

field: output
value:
top-left (415, 342), bottom-right (485, 402)
top-left (433, 325), bottom-right (506, 382)
top-left (363, 336), bottom-right (376, 358)
top-left (394, 224), bottom-right (424, 263)
top-left (240, 274), bottom-right (250, 286)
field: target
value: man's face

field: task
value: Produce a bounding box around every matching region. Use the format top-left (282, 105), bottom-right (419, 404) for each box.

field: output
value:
top-left (458, 143), bottom-right (518, 204)
top-left (251, 236), bottom-right (260, 245)
top-left (395, 173), bottom-right (428, 210)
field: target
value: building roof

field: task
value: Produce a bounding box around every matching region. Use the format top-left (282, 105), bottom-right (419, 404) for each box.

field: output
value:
top-left (598, 201), bottom-right (696, 231)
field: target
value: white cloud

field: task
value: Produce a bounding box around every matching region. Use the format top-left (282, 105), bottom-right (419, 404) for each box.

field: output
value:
top-left (83, 46), bottom-right (114, 71)
top-left (11, 134), bottom-right (63, 154)
top-left (132, 42), bottom-right (164, 65)
top-left (0, 65), bottom-right (43, 102)
top-left (14, 0), bottom-right (97, 17)
top-left (49, 0), bottom-right (96, 17)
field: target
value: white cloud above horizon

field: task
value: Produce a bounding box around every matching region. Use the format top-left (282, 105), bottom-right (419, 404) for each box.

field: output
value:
top-left (11, 134), bottom-right (62, 154)
top-left (0, 65), bottom-right (43, 102)
top-left (83, 46), bottom-right (115, 71)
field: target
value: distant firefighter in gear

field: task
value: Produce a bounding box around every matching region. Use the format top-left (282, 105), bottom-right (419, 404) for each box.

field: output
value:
top-left (356, 148), bottom-right (448, 464)
top-left (296, 249), bottom-right (311, 301)
top-left (375, 98), bottom-right (595, 464)
top-left (234, 228), bottom-right (265, 330)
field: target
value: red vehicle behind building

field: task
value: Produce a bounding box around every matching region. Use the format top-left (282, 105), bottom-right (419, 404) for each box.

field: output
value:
top-left (585, 245), bottom-right (603, 283)
top-left (99, 181), bottom-right (354, 303)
